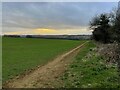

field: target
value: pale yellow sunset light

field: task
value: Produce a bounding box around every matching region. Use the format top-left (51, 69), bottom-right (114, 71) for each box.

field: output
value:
top-left (33, 28), bottom-right (57, 34)
top-left (4, 27), bottom-right (92, 35)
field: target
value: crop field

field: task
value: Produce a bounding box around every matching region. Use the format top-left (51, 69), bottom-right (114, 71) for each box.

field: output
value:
top-left (2, 37), bottom-right (85, 82)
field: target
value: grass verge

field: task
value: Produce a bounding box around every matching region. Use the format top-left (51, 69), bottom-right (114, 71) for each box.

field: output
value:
top-left (60, 41), bottom-right (119, 88)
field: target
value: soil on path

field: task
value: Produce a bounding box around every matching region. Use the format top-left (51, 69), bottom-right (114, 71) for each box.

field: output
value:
top-left (4, 41), bottom-right (88, 88)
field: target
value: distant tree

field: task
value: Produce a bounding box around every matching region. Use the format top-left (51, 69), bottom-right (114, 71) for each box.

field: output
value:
top-left (90, 14), bottom-right (110, 43)
top-left (26, 35), bottom-right (32, 38)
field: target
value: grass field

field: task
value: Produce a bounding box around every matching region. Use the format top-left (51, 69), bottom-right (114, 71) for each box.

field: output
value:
top-left (2, 37), bottom-right (85, 82)
top-left (60, 42), bottom-right (119, 88)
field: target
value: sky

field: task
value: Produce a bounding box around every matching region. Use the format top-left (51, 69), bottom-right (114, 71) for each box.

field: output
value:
top-left (2, 2), bottom-right (118, 35)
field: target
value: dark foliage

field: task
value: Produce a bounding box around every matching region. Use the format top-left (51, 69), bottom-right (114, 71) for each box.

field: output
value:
top-left (114, 12), bottom-right (120, 42)
top-left (90, 14), bottom-right (110, 43)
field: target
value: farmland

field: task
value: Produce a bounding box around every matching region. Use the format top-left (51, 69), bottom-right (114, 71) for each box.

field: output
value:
top-left (2, 37), bottom-right (85, 82)
top-left (2, 37), bottom-right (119, 88)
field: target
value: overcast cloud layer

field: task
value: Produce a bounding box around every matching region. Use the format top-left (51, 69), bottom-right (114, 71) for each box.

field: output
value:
top-left (2, 2), bottom-right (117, 34)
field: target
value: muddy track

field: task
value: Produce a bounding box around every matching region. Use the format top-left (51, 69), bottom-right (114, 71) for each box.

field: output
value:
top-left (4, 41), bottom-right (88, 88)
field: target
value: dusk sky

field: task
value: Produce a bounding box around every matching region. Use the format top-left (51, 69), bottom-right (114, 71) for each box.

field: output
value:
top-left (2, 2), bottom-right (118, 35)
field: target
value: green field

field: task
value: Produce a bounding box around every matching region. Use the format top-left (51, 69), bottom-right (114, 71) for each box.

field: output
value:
top-left (2, 37), bottom-right (85, 82)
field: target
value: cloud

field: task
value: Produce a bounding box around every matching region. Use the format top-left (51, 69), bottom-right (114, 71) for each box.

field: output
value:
top-left (2, 2), bottom-right (117, 34)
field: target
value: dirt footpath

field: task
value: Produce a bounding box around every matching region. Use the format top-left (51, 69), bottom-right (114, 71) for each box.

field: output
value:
top-left (4, 41), bottom-right (88, 88)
